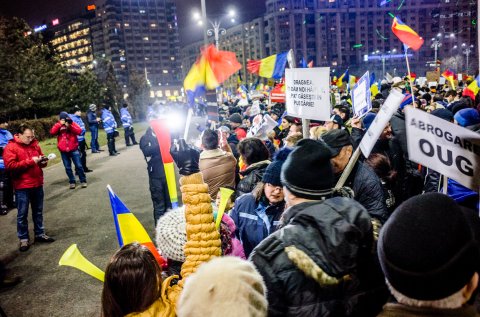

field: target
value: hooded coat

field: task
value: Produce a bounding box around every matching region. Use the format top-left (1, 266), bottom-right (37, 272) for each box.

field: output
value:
top-left (250, 197), bottom-right (388, 317)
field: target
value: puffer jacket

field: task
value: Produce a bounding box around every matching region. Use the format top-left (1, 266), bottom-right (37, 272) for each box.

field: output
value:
top-left (101, 109), bottom-right (117, 133)
top-left (250, 198), bottom-right (388, 317)
top-left (50, 121), bottom-right (82, 152)
top-left (3, 136), bottom-right (47, 189)
top-left (199, 148), bottom-right (236, 200)
top-left (121, 107), bottom-right (133, 128)
top-left (230, 193), bottom-right (285, 257)
top-left (68, 114), bottom-right (86, 142)
top-left (141, 172), bottom-right (222, 317)
top-left (342, 161), bottom-right (389, 224)
top-left (0, 128), bottom-right (13, 169)
top-left (236, 160), bottom-right (270, 197)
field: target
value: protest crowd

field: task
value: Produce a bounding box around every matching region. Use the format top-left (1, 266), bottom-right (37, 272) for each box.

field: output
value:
top-left (1, 16), bottom-right (480, 317)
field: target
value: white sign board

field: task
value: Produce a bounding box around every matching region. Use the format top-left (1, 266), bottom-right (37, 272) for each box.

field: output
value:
top-left (360, 89), bottom-right (405, 158)
top-left (352, 71), bottom-right (372, 118)
top-left (417, 77), bottom-right (427, 87)
top-left (406, 107), bottom-right (480, 190)
top-left (439, 77), bottom-right (446, 85)
top-left (285, 67), bottom-right (331, 121)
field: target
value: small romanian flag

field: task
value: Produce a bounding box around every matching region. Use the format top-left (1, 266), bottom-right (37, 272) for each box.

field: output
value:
top-left (463, 75), bottom-right (480, 101)
top-left (337, 70), bottom-right (349, 88)
top-left (391, 16), bottom-right (424, 51)
top-left (442, 69), bottom-right (456, 89)
top-left (107, 185), bottom-right (167, 267)
top-left (247, 52), bottom-right (288, 79)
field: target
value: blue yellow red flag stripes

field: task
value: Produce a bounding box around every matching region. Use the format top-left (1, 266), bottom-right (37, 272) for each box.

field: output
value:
top-left (247, 52), bottom-right (288, 79)
top-left (391, 16), bottom-right (424, 51)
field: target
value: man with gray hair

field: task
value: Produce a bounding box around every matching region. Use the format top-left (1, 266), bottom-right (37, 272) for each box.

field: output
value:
top-left (377, 193), bottom-right (480, 316)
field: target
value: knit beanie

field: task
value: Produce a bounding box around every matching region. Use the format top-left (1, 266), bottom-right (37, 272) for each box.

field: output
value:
top-left (155, 207), bottom-right (187, 262)
top-left (281, 139), bottom-right (335, 199)
top-left (229, 113), bottom-right (243, 124)
top-left (59, 112), bottom-right (69, 120)
top-left (362, 112), bottom-right (376, 130)
top-left (262, 148), bottom-right (292, 186)
top-left (177, 257), bottom-right (268, 317)
top-left (378, 193), bottom-right (480, 301)
top-left (454, 108), bottom-right (480, 127)
top-left (89, 103), bottom-right (97, 111)
top-left (431, 108), bottom-right (453, 122)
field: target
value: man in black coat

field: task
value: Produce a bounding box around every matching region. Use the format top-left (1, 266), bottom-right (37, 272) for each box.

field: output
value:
top-left (250, 140), bottom-right (388, 317)
top-left (322, 129), bottom-right (389, 223)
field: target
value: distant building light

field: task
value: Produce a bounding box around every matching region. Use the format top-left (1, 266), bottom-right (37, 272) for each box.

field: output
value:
top-left (124, 23), bottom-right (129, 27)
top-left (163, 70), bottom-right (169, 73)
top-left (143, 36), bottom-right (149, 41)
top-left (87, 4), bottom-right (96, 11)
top-left (150, 23), bottom-right (156, 27)
top-left (139, 10), bottom-right (146, 14)
top-left (52, 19), bottom-right (60, 26)
top-left (34, 25), bottom-right (47, 33)
top-left (170, 56), bottom-right (175, 61)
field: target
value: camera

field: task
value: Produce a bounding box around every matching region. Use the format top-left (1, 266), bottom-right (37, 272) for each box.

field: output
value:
top-left (40, 156), bottom-right (48, 162)
top-left (65, 118), bottom-right (73, 124)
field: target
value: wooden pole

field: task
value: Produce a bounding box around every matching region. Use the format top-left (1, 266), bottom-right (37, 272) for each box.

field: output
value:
top-left (335, 146), bottom-right (362, 189)
top-left (404, 47), bottom-right (416, 105)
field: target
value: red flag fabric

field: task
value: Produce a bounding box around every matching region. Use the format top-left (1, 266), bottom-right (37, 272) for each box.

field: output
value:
top-left (391, 16), bottom-right (424, 51)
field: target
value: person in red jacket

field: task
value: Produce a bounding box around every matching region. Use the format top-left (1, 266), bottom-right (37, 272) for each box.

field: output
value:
top-left (50, 112), bottom-right (87, 189)
top-left (3, 124), bottom-right (55, 252)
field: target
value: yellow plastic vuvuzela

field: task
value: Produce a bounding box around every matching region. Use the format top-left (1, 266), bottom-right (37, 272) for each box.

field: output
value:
top-left (215, 187), bottom-right (235, 230)
top-left (59, 244), bottom-right (105, 282)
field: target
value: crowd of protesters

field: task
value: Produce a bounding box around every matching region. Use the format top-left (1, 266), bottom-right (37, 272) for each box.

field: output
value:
top-left (96, 75), bottom-right (480, 317)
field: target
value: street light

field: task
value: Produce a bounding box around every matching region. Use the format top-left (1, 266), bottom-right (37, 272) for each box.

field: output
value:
top-left (192, 6), bottom-right (236, 48)
top-left (431, 33), bottom-right (442, 68)
top-left (462, 43), bottom-right (475, 73)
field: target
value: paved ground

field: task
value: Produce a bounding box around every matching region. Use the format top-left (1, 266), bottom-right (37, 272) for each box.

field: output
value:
top-left (0, 116), bottom-right (204, 317)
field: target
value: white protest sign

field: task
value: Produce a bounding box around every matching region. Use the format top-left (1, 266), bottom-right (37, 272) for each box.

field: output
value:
top-left (417, 77), bottom-right (427, 86)
top-left (458, 74), bottom-right (463, 81)
top-left (405, 107), bottom-right (480, 190)
top-left (352, 71), bottom-right (372, 118)
top-left (439, 77), bottom-right (446, 85)
top-left (250, 100), bottom-right (261, 116)
top-left (360, 89), bottom-right (405, 158)
top-left (285, 67), bottom-right (331, 121)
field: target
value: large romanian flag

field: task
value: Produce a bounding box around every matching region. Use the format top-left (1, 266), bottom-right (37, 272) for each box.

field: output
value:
top-left (247, 52), bottom-right (288, 79)
top-left (107, 185), bottom-right (166, 267)
top-left (463, 75), bottom-right (480, 101)
top-left (391, 16), bottom-right (424, 51)
top-left (442, 69), bottom-right (456, 89)
top-left (184, 44), bottom-right (241, 104)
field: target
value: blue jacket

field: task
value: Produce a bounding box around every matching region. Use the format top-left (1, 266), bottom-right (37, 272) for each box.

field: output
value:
top-left (69, 114), bottom-right (86, 141)
top-left (448, 179), bottom-right (479, 211)
top-left (120, 107), bottom-right (133, 128)
top-left (230, 193), bottom-right (285, 257)
top-left (101, 109), bottom-right (117, 133)
top-left (0, 129), bottom-right (13, 169)
top-left (87, 110), bottom-right (98, 127)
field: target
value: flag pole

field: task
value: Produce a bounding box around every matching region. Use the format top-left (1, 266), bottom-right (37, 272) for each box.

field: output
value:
top-left (404, 46), bottom-right (416, 105)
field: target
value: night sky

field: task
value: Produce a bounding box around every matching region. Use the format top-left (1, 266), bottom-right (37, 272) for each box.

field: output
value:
top-left (0, 0), bottom-right (266, 44)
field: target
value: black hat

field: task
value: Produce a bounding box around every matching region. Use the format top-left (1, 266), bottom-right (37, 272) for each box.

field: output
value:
top-left (321, 129), bottom-right (352, 157)
top-left (229, 113), bottom-right (243, 124)
top-left (262, 148), bottom-right (292, 186)
top-left (431, 108), bottom-right (453, 122)
top-left (378, 193), bottom-right (480, 301)
top-left (281, 139), bottom-right (335, 199)
top-left (327, 114), bottom-right (343, 127)
top-left (59, 112), bottom-right (69, 120)
top-left (72, 105), bottom-right (81, 113)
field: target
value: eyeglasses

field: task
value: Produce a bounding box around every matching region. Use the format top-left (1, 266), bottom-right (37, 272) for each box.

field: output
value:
top-left (266, 183), bottom-right (282, 192)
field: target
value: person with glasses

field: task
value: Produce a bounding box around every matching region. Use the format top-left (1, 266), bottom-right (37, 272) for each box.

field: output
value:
top-left (3, 124), bottom-right (55, 252)
top-left (230, 149), bottom-right (290, 257)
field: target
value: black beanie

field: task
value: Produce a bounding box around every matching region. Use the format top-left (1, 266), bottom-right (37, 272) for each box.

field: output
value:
top-left (281, 139), bottom-right (334, 199)
top-left (59, 112), bottom-right (69, 120)
top-left (378, 193), bottom-right (480, 301)
top-left (262, 148), bottom-right (292, 187)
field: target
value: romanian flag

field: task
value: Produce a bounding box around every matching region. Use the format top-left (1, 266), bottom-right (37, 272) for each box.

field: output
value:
top-left (184, 44), bottom-right (241, 104)
top-left (442, 69), bottom-right (456, 89)
top-left (463, 75), bottom-right (480, 101)
top-left (149, 119), bottom-right (178, 208)
top-left (370, 73), bottom-right (379, 97)
top-left (349, 75), bottom-right (357, 88)
top-left (247, 52), bottom-right (288, 79)
top-left (391, 16), bottom-right (424, 51)
top-left (107, 185), bottom-right (167, 267)
top-left (337, 70), bottom-right (349, 88)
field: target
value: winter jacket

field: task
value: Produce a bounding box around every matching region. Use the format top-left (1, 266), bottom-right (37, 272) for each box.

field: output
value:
top-left (86, 110), bottom-right (98, 127)
top-left (341, 161), bottom-right (389, 224)
top-left (50, 121), bottom-right (82, 153)
top-left (68, 114), bottom-right (86, 142)
top-left (101, 109), bottom-right (117, 133)
top-left (230, 193), bottom-right (284, 257)
top-left (377, 303), bottom-right (480, 317)
top-left (3, 136), bottom-right (46, 189)
top-left (199, 148), bottom-right (236, 200)
top-left (120, 107), bottom-right (133, 128)
top-left (250, 198), bottom-right (388, 317)
top-left (236, 160), bottom-right (270, 197)
top-left (235, 126), bottom-right (247, 141)
top-left (139, 127), bottom-right (166, 179)
top-left (0, 128), bottom-right (13, 169)
top-left (448, 179), bottom-right (479, 211)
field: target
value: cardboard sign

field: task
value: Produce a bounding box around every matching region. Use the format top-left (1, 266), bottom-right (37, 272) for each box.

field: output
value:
top-left (426, 71), bottom-right (440, 83)
top-left (352, 71), bottom-right (372, 118)
top-left (360, 89), bottom-right (405, 158)
top-left (285, 67), bottom-right (331, 121)
top-left (405, 107), bottom-right (480, 190)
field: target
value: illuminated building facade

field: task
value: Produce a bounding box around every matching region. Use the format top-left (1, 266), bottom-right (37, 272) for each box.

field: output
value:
top-left (50, 18), bottom-right (94, 73)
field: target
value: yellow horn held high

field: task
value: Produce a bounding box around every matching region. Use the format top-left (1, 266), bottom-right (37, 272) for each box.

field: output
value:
top-left (215, 187), bottom-right (235, 229)
top-left (59, 244), bottom-right (105, 282)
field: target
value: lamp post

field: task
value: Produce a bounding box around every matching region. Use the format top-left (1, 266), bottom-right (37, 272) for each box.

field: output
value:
top-left (462, 43), bottom-right (474, 74)
top-left (194, 7), bottom-right (236, 48)
top-left (431, 34), bottom-right (443, 70)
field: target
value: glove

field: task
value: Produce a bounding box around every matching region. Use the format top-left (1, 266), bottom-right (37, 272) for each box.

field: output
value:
top-left (170, 139), bottom-right (200, 176)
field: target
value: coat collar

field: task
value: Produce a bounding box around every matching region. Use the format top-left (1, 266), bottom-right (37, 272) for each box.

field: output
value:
top-left (199, 148), bottom-right (227, 159)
